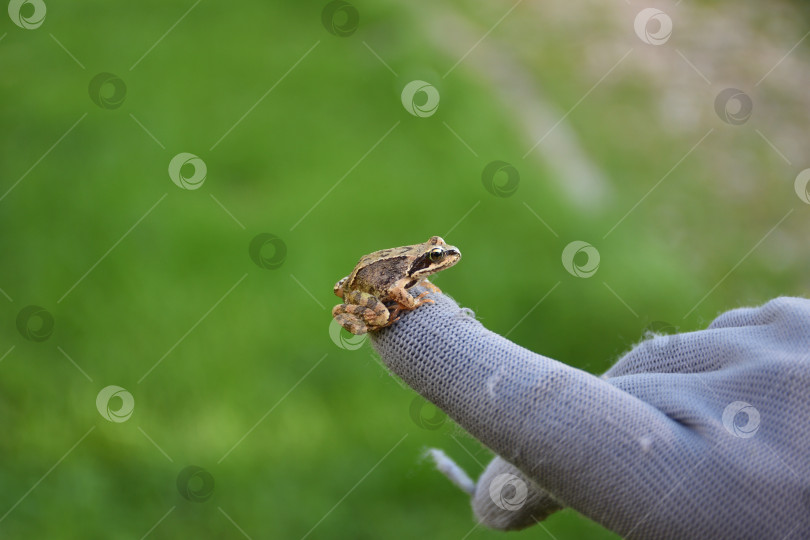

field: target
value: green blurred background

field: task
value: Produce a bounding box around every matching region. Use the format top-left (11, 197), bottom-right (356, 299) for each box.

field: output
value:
top-left (1, 0), bottom-right (809, 538)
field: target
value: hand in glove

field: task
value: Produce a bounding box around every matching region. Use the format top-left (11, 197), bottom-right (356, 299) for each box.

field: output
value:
top-left (370, 291), bottom-right (810, 539)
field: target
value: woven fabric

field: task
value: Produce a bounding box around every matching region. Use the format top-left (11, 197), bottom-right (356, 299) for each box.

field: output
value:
top-left (371, 293), bottom-right (810, 538)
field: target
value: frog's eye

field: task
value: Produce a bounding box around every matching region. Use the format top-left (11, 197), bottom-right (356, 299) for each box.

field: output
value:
top-left (428, 248), bottom-right (445, 262)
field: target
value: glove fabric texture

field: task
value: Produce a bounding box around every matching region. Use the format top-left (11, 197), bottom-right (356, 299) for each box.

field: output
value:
top-left (370, 292), bottom-right (810, 539)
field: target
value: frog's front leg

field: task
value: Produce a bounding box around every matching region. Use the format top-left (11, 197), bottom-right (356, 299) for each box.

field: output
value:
top-left (417, 279), bottom-right (442, 293)
top-left (332, 290), bottom-right (391, 335)
top-left (388, 286), bottom-right (435, 314)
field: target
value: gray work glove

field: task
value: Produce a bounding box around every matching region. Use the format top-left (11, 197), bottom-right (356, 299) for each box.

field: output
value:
top-left (370, 290), bottom-right (810, 539)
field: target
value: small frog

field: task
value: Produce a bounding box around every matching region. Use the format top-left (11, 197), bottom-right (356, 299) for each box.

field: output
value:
top-left (332, 236), bottom-right (461, 335)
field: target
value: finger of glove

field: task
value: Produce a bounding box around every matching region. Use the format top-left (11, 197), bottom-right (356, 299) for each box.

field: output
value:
top-left (606, 297), bottom-right (810, 427)
top-left (472, 456), bottom-right (562, 531)
top-left (369, 290), bottom-right (707, 534)
top-left (604, 297), bottom-right (810, 378)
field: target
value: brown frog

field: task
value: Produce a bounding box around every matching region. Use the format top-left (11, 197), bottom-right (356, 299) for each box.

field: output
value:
top-left (332, 236), bottom-right (461, 335)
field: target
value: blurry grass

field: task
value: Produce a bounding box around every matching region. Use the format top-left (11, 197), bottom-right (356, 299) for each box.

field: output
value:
top-left (0, 0), bottom-right (808, 538)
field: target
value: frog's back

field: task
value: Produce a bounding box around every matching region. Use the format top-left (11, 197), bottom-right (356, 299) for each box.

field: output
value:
top-left (349, 245), bottom-right (414, 279)
top-left (361, 245), bottom-right (415, 263)
top-left (347, 251), bottom-right (384, 283)
top-left (352, 257), bottom-right (409, 293)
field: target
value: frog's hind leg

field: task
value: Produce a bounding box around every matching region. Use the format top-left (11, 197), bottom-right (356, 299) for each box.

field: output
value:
top-left (333, 276), bottom-right (348, 298)
top-left (344, 291), bottom-right (390, 324)
top-left (333, 312), bottom-right (369, 335)
top-left (332, 291), bottom-right (390, 334)
top-left (384, 301), bottom-right (403, 324)
top-left (334, 302), bottom-right (387, 325)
